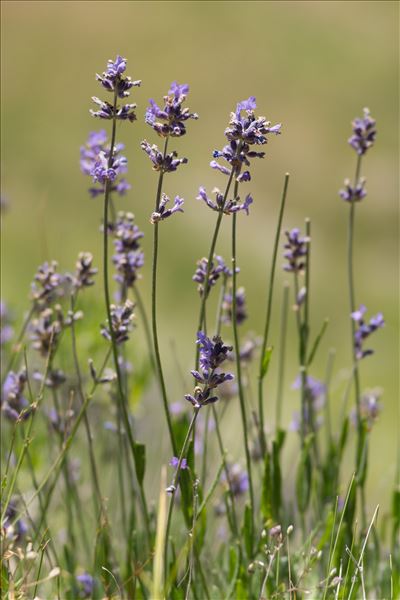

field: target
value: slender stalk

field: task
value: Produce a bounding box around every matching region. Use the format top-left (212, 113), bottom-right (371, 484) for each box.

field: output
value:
top-left (231, 181), bottom-right (255, 552)
top-left (275, 282), bottom-right (290, 435)
top-left (102, 87), bottom-right (151, 545)
top-left (258, 173), bottom-right (290, 454)
top-left (163, 407), bottom-right (201, 588)
top-left (150, 137), bottom-right (178, 456)
top-left (324, 349), bottom-right (336, 449)
top-left (133, 283), bottom-right (156, 373)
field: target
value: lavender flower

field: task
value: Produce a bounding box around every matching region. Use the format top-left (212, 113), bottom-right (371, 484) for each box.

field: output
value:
top-left (0, 301), bottom-right (13, 345)
top-left (192, 255), bottom-right (229, 297)
top-left (197, 186), bottom-right (253, 215)
top-left (339, 178), bottom-right (367, 203)
top-left (31, 261), bottom-right (64, 308)
top-left (169, 456), bottom-right (188, 469)
top-left (30, 306), bottom-right (81, 357)
top-left (351, 304), bottom-right (385, 360)
top-left (101, 299), bottom-right (135, 344)
top-left (145, 82), bottom-right (198, 138)
top-left (222, 287), bottom-right (247, 325)
top-left (351, 388), bottom-right (383, 431)
top-left (141, 140), bottom-right (188, 173)
top-left (96, 55), bottom-right (141, 98)
top-left (80, 131), bottom-right (131, 198)
top-left (211, 97), bottom-right (281, 182)
top-left (76, 573), bottom-right (95, 599)
top-left (112, 212), bottom-right (144, 289)
top-left (185, 332), bottom-right (234, 408)
top-left (283, 228), bottom-right (310, 273)
top-left (90, 55), bottom-right (140, 122)
top-left (3, 498), bottom-right (28, 542)
top-left (1, 369), bottom-right (31, 422)
top-left (71, 252), bottom-right (98, 289)
top-left (223, 463), bottom-right (249, 497)
top-left (348, 108), bottom-right (376, 155)
top-left (150, 194), bottom-right (184, 224)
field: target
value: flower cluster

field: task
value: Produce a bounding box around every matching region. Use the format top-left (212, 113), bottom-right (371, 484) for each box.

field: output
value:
top-left (222, 287), bottom-right (247, 325)
top-left (101, 299), bottom-right (135, 345)
top-left (211, 96), bottom-right (281, 182)
top-left (192, 255), bottom-right (229, 297)
top-left (145, 82), bottom-right (198, 138)
top-left (351, 305), bottom-right (384, 360)
top-left (351, 388), bottom-right (383, 431)
top-left (197, 186), bottom-right (253, 216)
top-left (0, 301), bottom-right (13, 345)
top-left (80, 131), bottom-right (130, 198)
top-left (90, 55), bottom-right (140, 122)
top-left (339, 178), bottom-right (367, 203)
top-left (140, 140), bottom-right (188, 174)
top-left (150, 193), bottom-right (184, 224)
top-left (348, 108), bottom-right (376, 156)
top-left (30, 306), bottom-right (81, 357)
top-left (31, 261), bottom-right (64, 309)
top-left (71, 252), bottom-right (98, 289)
top-left (185, 332), bottom-right (234, 408)
top-left (112, 212), bottom-right (144, 290)
top-left (283, 228), bottom-right (310, 273)
top-left (1, 369), bottom-right (31, 422)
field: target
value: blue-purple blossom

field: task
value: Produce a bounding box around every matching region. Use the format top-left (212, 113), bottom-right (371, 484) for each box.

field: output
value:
top-left (101, 300), bottom-right (135, 345)
top-left (351, 304), bottom-right (384, 360)
top-left (141, 140), bottom-right (188, 173)
top-left (348, 108), bottom-right (376, 155)
top-left (76, 573), bottom-right (95, 599)
top-left (210, 97), bottom-right (281, 182)
top-left (0, 301), bottom-right (14, 345)
top-left (80, 132), bottom-right (130, 198)
top-left (222, 287), bottom-right (247, 325)
top-left (145, 82), bottom-right (198, 137)
top-left (31, 306), bottom-right (80, 357)
top-left (1, 369), bottom-right (31, 422)
top-left (185, 332), bottom-right (234, 408)
top-left (150, 193), bottom-right (184, 224)
top-left (112, 212), bottom-right (144, 290)
top-left (351, 388), bottom-right (383, 431)
top-left (339, 178), bottom-right (367, 203)
top-left (71, 252), bottom-right (98, 289)
top-left (3, 498), bottom-right (28, 542)
top-left (90, 97), bottom-right (137, 122)
top-left (197, 186), bottom-right (253, 215)
top-left (192, 255), bottom-right (229, 297)
top-left (223, 463), bottom-right (249, 497)
top-left (169, 456), bottom-right (188, 469)
top-left (96, 55), bottom-right (141, 99)
top-left (31, 261), bottom-right (64, 308)
top-left (283, 228), bottom-right (310, 273)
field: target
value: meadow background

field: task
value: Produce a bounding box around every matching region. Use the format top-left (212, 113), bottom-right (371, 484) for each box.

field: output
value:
top-left (1, 0), bottom-right (398, 514)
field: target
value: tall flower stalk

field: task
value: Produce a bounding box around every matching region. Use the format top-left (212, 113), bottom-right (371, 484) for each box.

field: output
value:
top-left (89, 55), bottom-right (151, 543)
top-left (143, 82), bottom-right (197, 456)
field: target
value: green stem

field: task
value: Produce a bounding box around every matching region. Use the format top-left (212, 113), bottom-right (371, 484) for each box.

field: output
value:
top-left (231, 182), bottom-right (255, 554)
top-left (275, 282), bottom-right (290, 435)
top-left (102, 87), bottom-right (151, 546)
top-left (258, 174), bottom-right (290, 454)
top-left (133, 283), bottom-right (156, 373)
top-left (151, 137), bottom-right (178, 456)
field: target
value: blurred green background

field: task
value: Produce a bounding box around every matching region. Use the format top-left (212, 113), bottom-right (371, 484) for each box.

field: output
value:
top-left (1, 1), bottom-right (398, 510)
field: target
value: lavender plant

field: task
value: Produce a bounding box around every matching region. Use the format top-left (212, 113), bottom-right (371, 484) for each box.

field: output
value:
top-left (1, 56), bottom-right (397, 600)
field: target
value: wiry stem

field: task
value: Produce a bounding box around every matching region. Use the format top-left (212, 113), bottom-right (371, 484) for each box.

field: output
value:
top-left (150, 136), bottom-right (178, 456)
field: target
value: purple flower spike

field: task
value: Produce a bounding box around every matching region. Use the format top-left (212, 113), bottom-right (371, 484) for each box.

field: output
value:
top-left (145, 82), bottom-right (198, 138)
top-left (283, 228), bottom-right (310, 273)
top-left (222, 287), bottom-right (247, 325)
top-left (351, 304), bottom-right (384, 360)
top-left (81, 131), bottom-right (130, 198)
top-left (1, 369), bottom-right (31, 422)
top-left (141, 140), bottom-right (188, 173)
top-left (339, 178), bottom-right (367, 203)
top-left (150, 194), bottom-right (184, 224)
top-left (101, 299), bottom-right (135, 345)
top-left (197, 187), bottom-right (253, 216)
top-left (192, 255), bottom-right (229, 297)
top-left (348, 108), bottom-right (376, 155)
top-left (95, 55), bottom-right (141, 100)
top-left (169, 456), bottom-right (188, 469)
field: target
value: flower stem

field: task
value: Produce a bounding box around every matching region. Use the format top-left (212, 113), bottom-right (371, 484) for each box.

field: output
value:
top-left (231, 181), bottom-right (255, 554)
top-left (258, 173), bottom-right (290, 454)
top-left (275, 282), bottom-right (290, 435)
top-left (102, 87), bottom-right (151, 547)
top-left (151, 137), bottom-right (178, 456)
